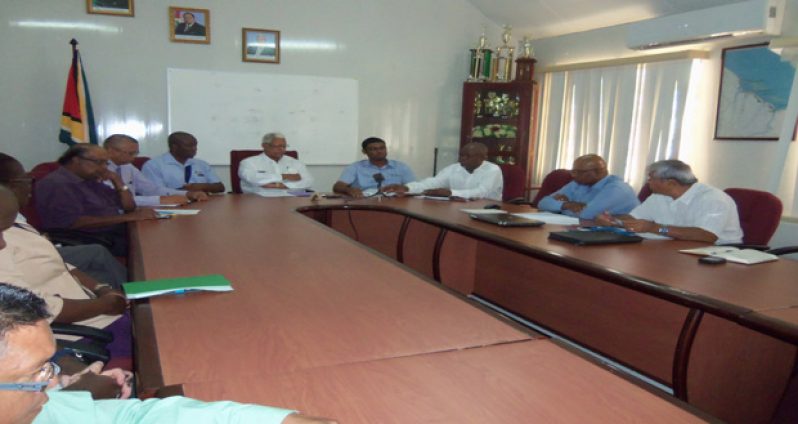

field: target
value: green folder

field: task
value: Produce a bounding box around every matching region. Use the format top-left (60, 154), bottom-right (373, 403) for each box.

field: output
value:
top-left (123, 274), bottom-right (233, 300)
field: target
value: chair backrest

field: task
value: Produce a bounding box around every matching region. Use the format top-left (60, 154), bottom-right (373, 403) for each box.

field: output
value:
top-left (499, 164), bottom-right (526, 202)
top-left (724, 188), bottom-right (783, 245)
top-left (132, 156), bottom-right (150, 170)
top-left (229, 150), bottom-right (298, 194)
top-left (23, 162), bottom-right (61, 230)
top-left (530, 169), bottom-right (573, 207)
top-left (638, 183), bottom-right (653, 202)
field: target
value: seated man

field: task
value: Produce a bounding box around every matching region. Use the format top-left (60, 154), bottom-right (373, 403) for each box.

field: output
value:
top-left (333, 137), bottom-right (416, 198)
top-left (0, 186), bottom-right (130, 359)
top-left (0, 283), bottom-right (336, 424)
top-left (386, 142), bottom-right (502, 201)
top-left (537, 154), bottom-right (639, 219)
top-left (34, 145), bottom-right (159, 256)
top-left (142, 131), bottom-right (225, 193)
top-left (239, 132), bottom-right (314, 197)
top-left (596, 159), bottom-right (743, 244)
top-left (103, 134), bottom-right (208, 206)
top-left (0, 153), bottom-right (127, 289)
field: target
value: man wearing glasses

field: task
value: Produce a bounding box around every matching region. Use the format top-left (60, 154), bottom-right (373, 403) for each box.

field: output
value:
top-left (33, 144), bottom-right (159, 256)
top-left (103, 134), bottom-right (208, 206)
top-left (537, 154), bottom-right (639, 220)
top-left (238, 132), bottom-right (314, 197)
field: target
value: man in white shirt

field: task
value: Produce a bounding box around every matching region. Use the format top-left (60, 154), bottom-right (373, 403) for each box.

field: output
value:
top-left (596, 159), bottom-right (743, 244)
top-left (238, 132), bottom-right (314, 197)
top-left (103, 134), bottom-right (208, 206)
top-left (386, 142), bottom-right (503, 201)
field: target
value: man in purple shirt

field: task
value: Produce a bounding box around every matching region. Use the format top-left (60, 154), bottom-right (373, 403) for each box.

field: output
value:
top-left (34, 144), bottom-right (158, 256)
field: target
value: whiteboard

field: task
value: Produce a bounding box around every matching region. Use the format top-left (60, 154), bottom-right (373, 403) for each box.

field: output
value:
top-left (168, 68), bottom-right (358, 165)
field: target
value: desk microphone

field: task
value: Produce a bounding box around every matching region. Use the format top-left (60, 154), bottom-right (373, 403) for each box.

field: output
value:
top-left (373, 173), bottom-right (385, 195)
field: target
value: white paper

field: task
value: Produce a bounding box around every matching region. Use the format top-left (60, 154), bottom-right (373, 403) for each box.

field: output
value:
top-left (155, 209), bottom-right (201, 216)
top-left (511, 212), bottom-right (579, 226)
top-left (636, 232), bottom-right (672, 240)
top-left (461, 209), bottom-right (508, 215)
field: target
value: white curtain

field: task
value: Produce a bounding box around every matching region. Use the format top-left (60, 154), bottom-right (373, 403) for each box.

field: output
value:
top-left (535, 59), bottom-right (697, 190)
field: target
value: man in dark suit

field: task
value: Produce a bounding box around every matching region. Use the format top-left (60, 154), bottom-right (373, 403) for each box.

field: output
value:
top-left (175, 12), bottom-right (206, 36)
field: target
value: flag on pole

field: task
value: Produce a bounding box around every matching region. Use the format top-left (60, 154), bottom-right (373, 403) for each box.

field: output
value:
top-left (59, 39), bottom-right (98, 145)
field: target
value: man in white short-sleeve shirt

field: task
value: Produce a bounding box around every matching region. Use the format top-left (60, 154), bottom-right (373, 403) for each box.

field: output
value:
top-left (238, 132), bottom-right (313, 197)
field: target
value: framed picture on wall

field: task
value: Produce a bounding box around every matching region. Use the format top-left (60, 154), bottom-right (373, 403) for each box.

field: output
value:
top-left (242, 28), bottom-right (280, 64)
top-left (715, 43), bottom-right (796, 140)
top-left (169, 7), bottom-right (210, 44)
top-left (86, 0), bottom-right (134, 17)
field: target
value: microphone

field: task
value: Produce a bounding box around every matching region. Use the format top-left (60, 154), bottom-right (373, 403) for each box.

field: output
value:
top-left (372, 173), bottom-right (385, 196)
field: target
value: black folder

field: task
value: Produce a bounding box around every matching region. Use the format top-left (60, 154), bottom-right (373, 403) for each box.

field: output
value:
top-left (469, 213), bottom-right (545, 228)
top-left (548, 230), bottom-right (643, 245)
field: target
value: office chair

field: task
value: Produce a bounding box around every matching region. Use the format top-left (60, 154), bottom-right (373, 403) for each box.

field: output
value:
top-left (529, 169), bottom-right (573, 207)
top-left (724, 188), bottom-right (783, 247)
top-left (638, 183), bottom-right (653, 202)
top-left (229, 149), bottom-right (298, 194)
top-left (499, 164), bottom-right (526, 202)
top-left (132, 156), bottom-right (150, 170)
top-left (53, 323), bottom-right (113, 365)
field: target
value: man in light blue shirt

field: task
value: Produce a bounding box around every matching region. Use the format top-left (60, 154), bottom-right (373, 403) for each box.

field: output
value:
top-left (142, 132), bottom-right (225, 194)
top-left (537, 154), bottom-right (638, 220)
top-left (332, 137), bottom-right (416, 198)
top-left (103, 135), bottom-right (208, 206)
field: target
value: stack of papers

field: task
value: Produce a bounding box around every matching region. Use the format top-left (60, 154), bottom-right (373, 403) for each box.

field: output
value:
top-left (154, 209), bottom-right (201, 217)
top-left (679, 246), bottom-right (778, 265)
top-left (512, 212), bottom-right (580, 226)
top-left (123, 274), bottom-right (234, 300)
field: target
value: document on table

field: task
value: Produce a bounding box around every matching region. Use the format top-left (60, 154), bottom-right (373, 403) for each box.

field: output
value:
top-left (460, 208), bottom-right (508, 215)
top-left (123, 274), bottom-right (234, 300)
top-left (679, 246), bottom-right (778, 265)
top-left (155, 209), bottom-right (201, 216)
top-left (512, 212), bottom-right (580, 226)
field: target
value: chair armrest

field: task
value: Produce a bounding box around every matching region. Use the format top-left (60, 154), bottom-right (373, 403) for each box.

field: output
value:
top-left (51, 323), bottom-right (114, 344)
top-left (56, 340), bottom-right (110, 365)
top-left (506, 198), bottom-right (532, 205)
top-left (767, 246), bottom-right (798, 256)
top-left (43, 228), bottom-right (113, 249)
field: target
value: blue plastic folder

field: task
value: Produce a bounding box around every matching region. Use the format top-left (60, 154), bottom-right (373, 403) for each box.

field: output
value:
top-left (123, 274), bottom-right (233, 300)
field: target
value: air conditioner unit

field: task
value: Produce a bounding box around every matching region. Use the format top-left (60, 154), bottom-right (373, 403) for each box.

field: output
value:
top-left (626, 0), bottom-right (785, 50)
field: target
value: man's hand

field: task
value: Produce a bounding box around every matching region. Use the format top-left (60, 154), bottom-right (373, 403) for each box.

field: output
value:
top-left (346, 187), bottom-right (364, 199)
top-left (282, 173), bottom-right (302, 182)
top-left (283, 414), bottom-right (338, 424)
top-left (382, 184), bottom-right (408, 194)
top-left (99, 290), bottom-right (128, 315)
top-left (553, 194), bottom-right (570, 201)
top-left (262, 182), bottom-right (289, 189)
top-left (127, 208), bottom-right (160, 221)
top-left (621, 218), bottom-right (657, 234)
top-left (60, 361), bottom-right (133, 399)
top-left (160, 195), bottom-right (190, 206)
top-left (187, 191), bottom-right (209, 202)
top-left (423, 188), bottom-right (452, 197)
top-left (595, 212), bottom-right (619, 227)
top-left (99, 169), bottom-right (125, 189)
top-left (561, 201), bottom-right (586, 214)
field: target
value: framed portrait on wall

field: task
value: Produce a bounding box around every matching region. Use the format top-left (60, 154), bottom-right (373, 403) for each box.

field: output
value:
top-left (169, 7), bottom-right (210, 44)
top-left (715, 43), bottom-right (796, 140)
top-left (242, 28), bottom-right (280, 64)
top-left (86, 0), bottom-right (134, 17)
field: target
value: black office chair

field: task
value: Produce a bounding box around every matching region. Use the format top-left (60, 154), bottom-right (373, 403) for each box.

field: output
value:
top-left (52, 323), bottom-right (114, 365)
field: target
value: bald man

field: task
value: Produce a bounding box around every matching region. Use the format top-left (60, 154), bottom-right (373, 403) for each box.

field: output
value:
top-left (386, 142), bottom-right (503, 201)
top-left (537, 154), bottom-right (639, 219)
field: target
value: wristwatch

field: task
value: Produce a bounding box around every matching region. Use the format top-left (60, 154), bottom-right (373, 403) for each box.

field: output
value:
top-left (117, 185), bottom-right (130, 192)
top-left (658, 225), bottom-right (670, 235)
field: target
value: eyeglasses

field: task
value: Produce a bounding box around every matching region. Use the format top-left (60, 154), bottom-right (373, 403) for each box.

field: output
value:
top-left (0, 362), bottom-right (61, 392)
top-left (78, 156), bottom-right (108, 166)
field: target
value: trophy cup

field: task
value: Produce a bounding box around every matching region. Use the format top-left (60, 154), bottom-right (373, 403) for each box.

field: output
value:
top-left (515, 36), bottom-right (537, 81)
top-left (495, 25), bottom-right (515, 81)
top-left (468, 31), bottom-right (489, 81)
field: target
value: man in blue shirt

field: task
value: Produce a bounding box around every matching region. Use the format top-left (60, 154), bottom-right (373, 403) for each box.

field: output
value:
top-left (537, 154), bottom-right (638, 220)
top-left (333, 137), bottom-right (416, 198)
top-left (142, 132), bottom-right (225, 194)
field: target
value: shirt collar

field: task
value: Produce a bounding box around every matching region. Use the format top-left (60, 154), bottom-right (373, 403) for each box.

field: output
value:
top-left (15, 213), bottom-right (27, 224)
top-left (166, 153), bottom-right (193, 166)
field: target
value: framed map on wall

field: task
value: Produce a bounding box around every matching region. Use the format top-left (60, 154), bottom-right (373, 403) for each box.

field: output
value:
top-left (715, 43), bottom-right (796, 140)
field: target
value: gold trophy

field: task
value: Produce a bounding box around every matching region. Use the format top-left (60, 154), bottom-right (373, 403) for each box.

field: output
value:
top-left (515, 36), bottom-right (537, 81)
top-left (495, 25), bottom-right (515, 81)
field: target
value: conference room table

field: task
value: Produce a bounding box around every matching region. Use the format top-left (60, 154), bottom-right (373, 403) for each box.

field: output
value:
top-left (128, 194), bottom-right (711, 423)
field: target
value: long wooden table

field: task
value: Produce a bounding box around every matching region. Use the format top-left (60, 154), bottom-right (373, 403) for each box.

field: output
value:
top-left (296, 196), bottom-right (798, 424)
top-left (130, 195), bottom-right (708, 423)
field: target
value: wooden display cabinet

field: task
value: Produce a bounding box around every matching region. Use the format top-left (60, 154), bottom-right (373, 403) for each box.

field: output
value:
top-left (460, 81), bottom-right (538, 180)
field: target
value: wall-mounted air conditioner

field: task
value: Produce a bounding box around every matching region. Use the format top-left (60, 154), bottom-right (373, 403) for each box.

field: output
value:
top-left (626, 0), bottom-right (785, 50)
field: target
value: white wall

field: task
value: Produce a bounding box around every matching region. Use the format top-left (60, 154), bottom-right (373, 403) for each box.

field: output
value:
top-left (0, 0), bottom-right (501, 191)
top-left (530, 7), bottom-right (798, 253)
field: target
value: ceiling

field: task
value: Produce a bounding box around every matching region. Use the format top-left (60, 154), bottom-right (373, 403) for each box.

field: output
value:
top-left (466, 0), bottom-right (748, 40)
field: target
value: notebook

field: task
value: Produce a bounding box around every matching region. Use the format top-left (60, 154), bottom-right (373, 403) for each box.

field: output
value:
top-left (469, 213), bottom-right (545, 228)
top-left (548, 230), bottom-right (643, 245)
